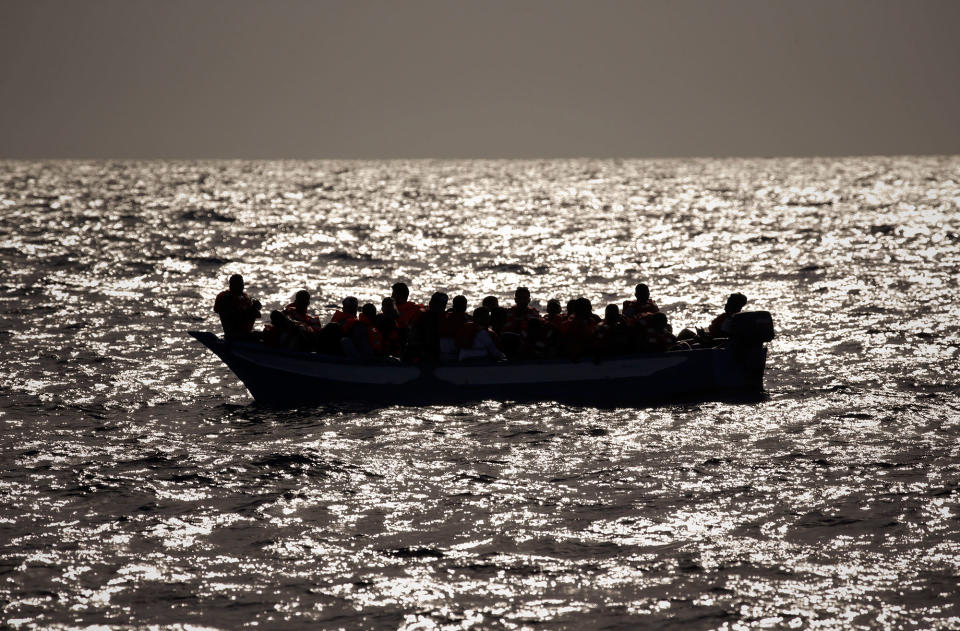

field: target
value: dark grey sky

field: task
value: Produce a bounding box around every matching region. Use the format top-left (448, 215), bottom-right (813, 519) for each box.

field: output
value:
top-left (2, 0), bottom-right (958, 159)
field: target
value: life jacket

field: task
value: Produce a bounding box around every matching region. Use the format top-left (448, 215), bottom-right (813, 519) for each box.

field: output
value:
top-left (396, 301), bottom-right (423, 328)
top-left (439, 311), bottom-right (469, 338)
top-left (624, 299), bottom-right (659, 317)
top-left (358, 314), bottom-right (383, 353)
top-left (504, 305), bottom-right (540, 333)
top-left (455, 322), bottom-right (481, 349)
top-left (333, 310), bottom-right (359, 332)
top-left (284, 303), bottom-right (319, 330)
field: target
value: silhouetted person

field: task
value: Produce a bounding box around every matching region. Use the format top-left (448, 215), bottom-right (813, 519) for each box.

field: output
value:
top-left (392, 282), bottom-right (423, 328)
top-left (596, 304), bottom-right (631, 355)
top-left (284, 290), bottom-right (319, 328)
top-left (331, 296), bottom-right (359, 325)
top-left (644, 311), bottom-right (677, 352)
top-left (709, 293), bottom-right (748, 337)
top-left (457, 307), bottom-right (506, 361)
top-left (376, 297), bottom-right (402, 356)
top-left (482, 295), bottom-right (499, 311)
top-left (558, 298), bottom-right (598, 358)
top-left (408, 292), bottom-right (448, 361)
top-left (439, 295), bottom-right (470, 360)
top-left (214, 274), bottom-right (262, 340)
top-left (345, 303), bottom-right (382, 357)
top-left (626, 283), bottom-right (658, 317)
top-left (505, 286), bottom-right (540, 333)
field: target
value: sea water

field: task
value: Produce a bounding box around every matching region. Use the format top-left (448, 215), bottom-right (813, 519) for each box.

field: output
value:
top-left (1, 157), bottom-right (959, 629)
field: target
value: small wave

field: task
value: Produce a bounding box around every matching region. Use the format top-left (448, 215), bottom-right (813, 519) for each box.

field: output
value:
top-left (186, 256), bottom-right (230, 266)
top-left (179, 209), bottom-right (236, 222)
top-left (385, 546), bottom-right (444, 559)
top-left (477, 263), bottom-right (548, 275)
top-left (320, 250), bottom-right (381, 263)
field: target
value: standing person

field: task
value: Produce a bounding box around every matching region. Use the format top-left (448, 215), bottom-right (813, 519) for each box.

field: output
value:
top-left (214, 274), bottom-right (262, 340)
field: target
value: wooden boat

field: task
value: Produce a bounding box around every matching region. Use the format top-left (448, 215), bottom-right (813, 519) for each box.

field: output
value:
top-left (189, 313), bottom-right (772, 405)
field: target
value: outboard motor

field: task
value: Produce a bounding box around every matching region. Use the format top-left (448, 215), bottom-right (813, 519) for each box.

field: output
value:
top-left (726, 311), bottom-right (774, 390)
top-left (730, 311), bottom-right (775, 344)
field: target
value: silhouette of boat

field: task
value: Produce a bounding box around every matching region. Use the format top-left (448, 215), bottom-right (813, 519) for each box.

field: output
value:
top-left (189, 314), bottom-right (772, 405)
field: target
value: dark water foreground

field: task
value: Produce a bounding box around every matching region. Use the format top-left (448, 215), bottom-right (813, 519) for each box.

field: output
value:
top-left (1, 158), bottom-right (959, 629)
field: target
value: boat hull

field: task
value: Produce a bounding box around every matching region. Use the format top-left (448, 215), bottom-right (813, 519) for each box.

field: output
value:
top-left (189, 331), bottom-right (767, 406)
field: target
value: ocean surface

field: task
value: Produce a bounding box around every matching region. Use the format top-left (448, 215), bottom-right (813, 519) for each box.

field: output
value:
top-left (1, 157), bottom-right (959, 630)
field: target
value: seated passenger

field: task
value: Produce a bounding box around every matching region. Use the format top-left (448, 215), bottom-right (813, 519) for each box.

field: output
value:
top-left (544, 299), bottom-right (565, 327)
top-left (642, 311), bottom-right (677, 352)
top-left (392, 282), bottom-right (423, 328)
top-left (376, 297), bottom-right (402, 356)
top-left (214, 273), bottom-right (262, 340)
top-left (264, 309), bottom-right (310, 350)
top-left (407, 292), bottom-right (448, 362)
top-left (284, 290), bottom-right (320, 329)
top-left (624, 283), bottom-right (659, 317)
top-left (342, 303), bottom-right (383, 358)
top-left (331, 296), bottom-right (359, 326)
top-left (708, 293), bottom-right (748, 338)
top-left (505, 286), bottom-right (541, 333)
top-left (439, 295), bottom-right (470, 360)
top-left (595, 304), bottom-right (631, 355)
top-left (558, 298), bottom-right (598, 357)
top-left (457, 308), bottom-right (506, 361)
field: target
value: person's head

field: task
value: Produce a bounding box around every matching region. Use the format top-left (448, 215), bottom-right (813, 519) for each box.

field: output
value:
top-left (482, 295), bottom-right (499, 310)
top-left (342, 296), bottom-right (359, 315)
top-left (429, 292), bottom-right (449, 312)
top-left (391, 282), bottom-right (409, 304)
top-left (576, 297), bottom-right (593, 317)
top-left (452, 295), bottom-right (467, 313)
top-left (547, 299), bottom-right (561, 316)
top-left (565, 299), bottom-right (577, 315)
top-left (514, 287), bottom-right (531, 308)
top-left (229, 274), bottom-right (244, 294)
top-left (635, 283), bottom-right (650, 302)
top-left (605, 303), bottom-right (620, 323)
top-left (381, 296), bottom-right (397, 316)
top-left (472, 307), bottom-right (490, 326)
top-left (361, 303), bottom-right (377, 320)
top-left (650, 311), bottom-right (668, 329)
top-left (622, 300), bottom-right (637, 318)
top-left (725, 293), bottom-right (747, 314)
top-left (294, 290), bottom-right (310, 311)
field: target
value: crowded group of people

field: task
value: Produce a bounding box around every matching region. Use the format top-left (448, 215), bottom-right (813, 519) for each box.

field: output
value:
top-left (214, 274), bottom-right (749, 363)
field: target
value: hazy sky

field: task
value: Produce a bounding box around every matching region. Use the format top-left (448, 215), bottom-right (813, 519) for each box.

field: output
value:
top-left (2, 0), bottom-right (958, 159)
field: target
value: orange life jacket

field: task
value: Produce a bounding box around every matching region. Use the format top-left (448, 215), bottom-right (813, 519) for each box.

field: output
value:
top-left (358, 314), bottom-right (383, 353)
top-left (284, 303), bottom-right (319, 330)
top-left (332, 310), bottom-right (359, 331)
top-left (439, 311), bottom-right (470, 338)
top-left (625, 299), bottom-right (659, 317)
top-left (504, 305), bottom-right (540, 332)
top-left (396, 301), bottom-right (423, 328)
